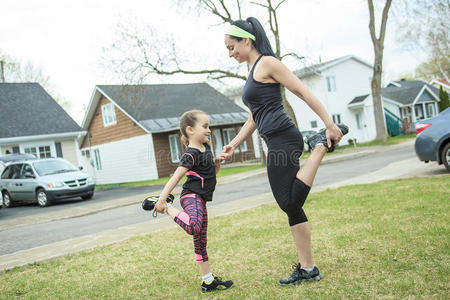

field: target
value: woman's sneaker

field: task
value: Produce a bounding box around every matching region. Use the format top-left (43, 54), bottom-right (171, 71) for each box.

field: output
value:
top-left (201, 276), bottom-right (234, 293)
top-left (141, 193), bottom-right (174, 211)
top-left (307, 124), bottom-right (349, 152)
top-left (279, 263), bottom-right (322, 286)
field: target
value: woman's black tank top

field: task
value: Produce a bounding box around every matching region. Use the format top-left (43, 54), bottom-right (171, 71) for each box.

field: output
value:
top-left (242, 55), bottom-right (295, 137)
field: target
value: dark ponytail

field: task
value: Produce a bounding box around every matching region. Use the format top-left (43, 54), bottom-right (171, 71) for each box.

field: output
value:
top-left (230, 17), bottom-right (276, 58)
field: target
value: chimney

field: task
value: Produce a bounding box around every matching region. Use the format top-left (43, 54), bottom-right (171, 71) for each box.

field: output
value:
top-left (0, 61), bottom-right (5, 83)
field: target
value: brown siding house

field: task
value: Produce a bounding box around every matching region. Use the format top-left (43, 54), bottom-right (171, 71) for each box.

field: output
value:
top-left (79, 83), bottom-right (256, 184)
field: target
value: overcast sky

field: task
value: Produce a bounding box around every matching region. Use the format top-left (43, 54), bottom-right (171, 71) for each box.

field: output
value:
top-left (0, 0), bottom-right (426, 124)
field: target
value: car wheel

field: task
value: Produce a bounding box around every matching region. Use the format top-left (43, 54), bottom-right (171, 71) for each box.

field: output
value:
top-left (36, 188), bottom-right (51, 207)
top-left (441, 143), bottom-right (450, 172)
top-left (81, 193), bottom-right (94, 200)
top-left (2, 191), bottom-right (15, 208)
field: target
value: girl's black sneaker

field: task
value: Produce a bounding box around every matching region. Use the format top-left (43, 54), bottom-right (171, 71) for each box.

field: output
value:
top-left (201, 276), bottom-right (233, 293)
top-left (141, 193), bottom-right (174, 211)
top-left (279, 263), bottom-right (322, 286)
top-left (307, 124), bottom-right (349, 152)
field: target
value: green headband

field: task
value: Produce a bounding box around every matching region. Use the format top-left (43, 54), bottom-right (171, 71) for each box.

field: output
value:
top-left (226, 25), bottom-right (255, 41)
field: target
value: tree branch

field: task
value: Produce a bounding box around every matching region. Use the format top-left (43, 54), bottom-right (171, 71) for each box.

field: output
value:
top-left (378, 0), bottom-right (393, 46)
top-left (199, 0), bottom-right (234, 24)
top-left (280, 52), bottom-right (305, 60)
top-left (236, 0), bottom-right (242, 19)
top-left (367, 0), bottom-right (377, 44)
top-left (140, 60), bottom-right (246, 80)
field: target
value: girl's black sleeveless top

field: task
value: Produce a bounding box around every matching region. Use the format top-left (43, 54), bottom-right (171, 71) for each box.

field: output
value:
top-left (242, 55), bottom-right (294, 137)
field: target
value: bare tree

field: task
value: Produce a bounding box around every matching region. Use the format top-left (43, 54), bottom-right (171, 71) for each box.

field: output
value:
top-left (394, 0), bottom-right (449, 82)
top-left (368, 0), bottom-right (392, 141)
top-left (105, 0), bottom-right (304, 126)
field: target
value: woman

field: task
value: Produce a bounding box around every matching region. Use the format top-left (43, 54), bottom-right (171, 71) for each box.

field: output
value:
top-left (219, 17), bottom-right (348, 286)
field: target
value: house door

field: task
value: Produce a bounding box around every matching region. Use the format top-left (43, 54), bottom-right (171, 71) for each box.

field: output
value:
top-left (354, 110), bottom-right (367, 143)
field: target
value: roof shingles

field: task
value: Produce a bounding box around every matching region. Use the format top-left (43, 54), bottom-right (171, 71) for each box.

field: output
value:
top-left (97, 83), bottom-right (248, 132)
top-left (0, 83), bottom-right (82, 139)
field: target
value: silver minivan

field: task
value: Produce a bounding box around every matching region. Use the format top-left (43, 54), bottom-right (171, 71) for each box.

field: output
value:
top-left (0, 158), bottom-right (95, 207)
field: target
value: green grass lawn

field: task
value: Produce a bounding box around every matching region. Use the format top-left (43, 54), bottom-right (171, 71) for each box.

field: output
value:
top-left (2, 175), bottom-right (448, 299)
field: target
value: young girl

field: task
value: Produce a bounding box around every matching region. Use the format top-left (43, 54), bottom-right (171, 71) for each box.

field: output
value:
top-left (154, 109), bottom-right (233, 294)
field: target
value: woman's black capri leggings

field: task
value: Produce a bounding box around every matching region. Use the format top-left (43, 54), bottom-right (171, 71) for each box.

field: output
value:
top-left (263, 126), bottom-right (311, 226)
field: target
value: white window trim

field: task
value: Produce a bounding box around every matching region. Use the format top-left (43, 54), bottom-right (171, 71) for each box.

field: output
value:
top-left (326, 76), bottom-right (336, 92)
top-left (169, 134), bottom-right (181, 163)
top-left (213, 129), bottom-right (223, 156)
top-left (93, 148), bottom-right (102, 171)
top-left (20, 141), bottom-right (56, 158)
top-left (102, 103), bottom-right (117, 127)
top-left (332, 114), bottom-right (342, 124)
top-left (222, 128), bottom-right (248, 153)
top-left (238, 127), bottom-right (248, 152)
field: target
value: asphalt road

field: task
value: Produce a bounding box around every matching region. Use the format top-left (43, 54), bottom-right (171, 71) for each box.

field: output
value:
top-left (0, 145), bottom-right (441, 256)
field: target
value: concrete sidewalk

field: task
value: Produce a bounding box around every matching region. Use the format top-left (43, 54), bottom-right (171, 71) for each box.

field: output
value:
top-left (3, 139), bottom-right (445, 272)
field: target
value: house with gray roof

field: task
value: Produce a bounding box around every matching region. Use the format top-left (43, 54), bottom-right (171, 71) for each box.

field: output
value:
top-left (79, 83), bottom-right (255, 184)
top-left (383, 79), bottom-right (440, 122)
top-left (349, 79), bottom-right (440, 135)
top-left (0, 83), bottom-right (85, 166)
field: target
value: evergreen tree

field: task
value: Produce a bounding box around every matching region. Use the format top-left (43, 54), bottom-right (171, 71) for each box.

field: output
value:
top-left (438, 86), bottom-right (450, 112)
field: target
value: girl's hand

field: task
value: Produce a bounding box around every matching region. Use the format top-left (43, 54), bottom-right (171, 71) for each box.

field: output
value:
top-left (326, 123), bottom-right (344, 147)
top-left (220, 145), bottom-right (235, 160)
top-left (154, 199), bottom-right (168, 214)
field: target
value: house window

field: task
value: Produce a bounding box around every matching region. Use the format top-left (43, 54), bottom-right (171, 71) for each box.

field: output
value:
top-left (223, 128), bottom-right (236, 145)
top-left (356, 113), bottom-right (362, 129)
top-left (38, 146), bottom-right (52, 158)
top-left (93, 149), bottom-right (102, 170)
top-left (213, 129), bottom-right (223, 156)
top-left (24, 145), bottom-right (51, 159)
top-left (310, 120), bottom-right (318, 128)
top-left (24, 147), bottom-right (37, 158)
top-left (223, 128), bottom-right (245, 152)
top-left (326, 76), bottom-right (336, 92)
top-left (101, 103), bottom-right (117, 126)
top-left (426, 103), bottom-right (435, 118)
top-left (169, 134), bottom-right (181, 163)
top-left (238, 127), bottom-right (248, 152)
top-left (415, 105), bottom-right (424, 120)
top-left (332, 114), bottom-right (341, 124)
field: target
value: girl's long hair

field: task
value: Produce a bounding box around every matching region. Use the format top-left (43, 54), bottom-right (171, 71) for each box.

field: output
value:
top-left (230, 17), bottom-right (276, 57)
top-left (179, 110), bottom-right (206, 147)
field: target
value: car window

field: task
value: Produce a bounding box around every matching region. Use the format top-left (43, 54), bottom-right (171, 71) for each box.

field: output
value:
top-left (4, 164), bottom-right (23, 179)
top-left (32, 160), bottom-right (78, 176)
top-left (20, 164), bottom-right (35, 178)
top-left (1, 166), bottom-right (12, 179)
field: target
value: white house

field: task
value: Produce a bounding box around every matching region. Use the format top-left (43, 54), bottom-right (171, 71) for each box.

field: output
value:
top-left (0, 83), bottom-right (86, 167)
top-left (286, 55), bottom-right (375, 144)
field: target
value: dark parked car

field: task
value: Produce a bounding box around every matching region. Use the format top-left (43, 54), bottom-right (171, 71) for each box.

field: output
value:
top-left (414, 107), bottom-right (450, 171)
